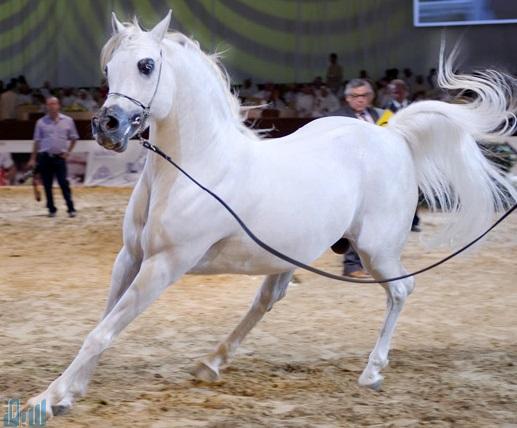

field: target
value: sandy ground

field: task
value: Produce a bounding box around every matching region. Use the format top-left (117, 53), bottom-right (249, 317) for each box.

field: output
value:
top-left (0, 187), bottom-right (516, 427)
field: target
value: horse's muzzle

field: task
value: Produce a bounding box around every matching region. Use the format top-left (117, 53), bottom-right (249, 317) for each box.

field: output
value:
top-left (92, 105), bottom-right (142, 152)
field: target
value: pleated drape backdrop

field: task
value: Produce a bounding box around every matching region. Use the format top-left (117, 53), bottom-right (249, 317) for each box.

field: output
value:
top-left (1, 0), bottom-right (516, 87)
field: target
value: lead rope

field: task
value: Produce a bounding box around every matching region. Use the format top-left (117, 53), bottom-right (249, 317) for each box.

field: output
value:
top-left (138, 138), bottom-right (516, 285)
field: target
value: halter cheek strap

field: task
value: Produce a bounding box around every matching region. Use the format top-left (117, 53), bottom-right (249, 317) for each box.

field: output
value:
top-left (106, 50), bottom-right (164, 134)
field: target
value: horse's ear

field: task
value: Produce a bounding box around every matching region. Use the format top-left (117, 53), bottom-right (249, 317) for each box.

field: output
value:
top-left (150, 10), bottom-right (172, 42)
top-left (111, 12), bottom-right (125, 34)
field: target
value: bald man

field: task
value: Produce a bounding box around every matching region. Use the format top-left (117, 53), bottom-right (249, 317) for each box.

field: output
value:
top-left (29, 97), bottom-right (78, 217)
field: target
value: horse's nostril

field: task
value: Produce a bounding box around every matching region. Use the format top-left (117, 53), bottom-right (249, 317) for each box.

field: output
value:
top-left (105, 115), bottom-right (119, 131)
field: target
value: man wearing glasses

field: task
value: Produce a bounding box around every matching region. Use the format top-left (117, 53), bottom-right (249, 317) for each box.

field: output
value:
top-left (333, 79), bottom-right (382, 123)
top-left (329, 79), bottom-right (384, 279)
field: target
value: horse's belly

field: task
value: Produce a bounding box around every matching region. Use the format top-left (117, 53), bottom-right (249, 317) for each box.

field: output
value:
top-left (187, 238), bottom-right (300, 276)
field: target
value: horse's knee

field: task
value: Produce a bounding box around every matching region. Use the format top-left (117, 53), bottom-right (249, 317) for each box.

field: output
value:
top-left (82, 329), bottom-right (112, 355)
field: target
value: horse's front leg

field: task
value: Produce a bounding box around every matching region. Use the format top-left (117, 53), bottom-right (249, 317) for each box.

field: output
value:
top-left (102, 246), bottom-right (141, 318)
top-left (25, 249), bottom-right (200, 418)
top-left (192, 270), bottom-right (294, 381)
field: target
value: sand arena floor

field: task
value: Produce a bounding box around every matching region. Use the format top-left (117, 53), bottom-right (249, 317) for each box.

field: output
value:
top-left (0, 187), bottom-right (516, 427)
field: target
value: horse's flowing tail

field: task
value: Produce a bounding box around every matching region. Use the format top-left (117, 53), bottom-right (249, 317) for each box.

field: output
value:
top-left (388, 44), bottom-right (517, 249)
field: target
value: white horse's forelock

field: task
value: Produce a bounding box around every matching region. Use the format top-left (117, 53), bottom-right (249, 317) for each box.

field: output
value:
top-left (100, 20), bottom-right (261, 141)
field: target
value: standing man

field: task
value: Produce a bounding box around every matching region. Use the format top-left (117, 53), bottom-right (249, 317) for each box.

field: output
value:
top-left (29, 97), bottom-right (78, 217)
top-left (325, 53), bottom-right (343, 94)
top-left (330, 79), bottom-right (384, 279)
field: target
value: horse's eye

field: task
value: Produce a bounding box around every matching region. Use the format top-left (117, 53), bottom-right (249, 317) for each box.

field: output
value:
top-left (137, 58), bottom-right (154, 75)
top-left (104, 66), bottom-right (108, 77)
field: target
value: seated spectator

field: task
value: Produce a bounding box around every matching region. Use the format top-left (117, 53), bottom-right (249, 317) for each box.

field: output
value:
top-left (0, 153), bottom-right (15, 185)
top-left (282, 84), bottom-right (298, 108)
top-left (295, 84), bottom-right (316, 118)
top-left (40, 81), bottom-right (53, 98)
top-left (314, 85), bottom-right (340, 116)
top-left (265, 88), bottom-right (286, 111)
top-left (61, 88), bottom-right (78, 108)
top-left (76, 89), bottom-right (99, 112)
top-left (239, 78), bottom-right (257, 100)
top-left (0, 82), bottom-right (17, 120)
top-left (17, 83), bottom-right (33, 105)
top-left (412, 75), bottom-right (428, 100)
top-left (253, 82), bottom-right (274, 102)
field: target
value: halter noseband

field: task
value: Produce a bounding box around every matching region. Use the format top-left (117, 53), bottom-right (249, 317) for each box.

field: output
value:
top-left (106, 50), bottom-right (164, 134)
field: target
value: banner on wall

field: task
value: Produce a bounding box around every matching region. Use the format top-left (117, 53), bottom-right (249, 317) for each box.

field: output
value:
top-left (84, 141), bottom-right (147, 186)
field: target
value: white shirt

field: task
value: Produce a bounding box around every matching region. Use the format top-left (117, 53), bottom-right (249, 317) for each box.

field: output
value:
top-left (295, 93), bottom-right (315, 117)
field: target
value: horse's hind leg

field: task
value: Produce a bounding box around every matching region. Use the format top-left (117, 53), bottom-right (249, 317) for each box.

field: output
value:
top-left (356, 249), bottom-right (415, 390)
top-left (192, 270), bottom-right (294, 381)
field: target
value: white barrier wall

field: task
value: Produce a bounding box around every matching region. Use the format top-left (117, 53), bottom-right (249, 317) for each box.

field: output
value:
top-left (0, 140), bottom-right (147, 187)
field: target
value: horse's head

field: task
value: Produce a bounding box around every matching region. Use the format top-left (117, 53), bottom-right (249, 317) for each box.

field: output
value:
top-left (92, 11), bottom-right (173, 152)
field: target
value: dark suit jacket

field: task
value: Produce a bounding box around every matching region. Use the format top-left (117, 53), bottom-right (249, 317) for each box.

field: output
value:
top-left (330, 104), bottom-right (381, 123)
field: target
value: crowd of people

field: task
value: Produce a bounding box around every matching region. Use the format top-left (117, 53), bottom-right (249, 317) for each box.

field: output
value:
top-left (238, 53), bottom-right (446, 118)
top-left (0, 54), bottom-right (446, 122)
top-left (0, 75), bottom-right (107, 120)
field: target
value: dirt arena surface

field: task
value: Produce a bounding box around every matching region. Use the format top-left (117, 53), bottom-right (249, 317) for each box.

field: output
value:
top-left (1, 187), bottom-right (516, 427)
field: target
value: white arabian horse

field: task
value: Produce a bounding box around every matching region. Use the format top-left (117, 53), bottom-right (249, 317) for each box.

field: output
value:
top-left (28, 11), bottom-right (516, 417)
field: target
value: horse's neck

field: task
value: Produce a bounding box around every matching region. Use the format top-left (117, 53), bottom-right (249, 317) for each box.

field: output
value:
top-left (148, 51), bottom-right (251, 177)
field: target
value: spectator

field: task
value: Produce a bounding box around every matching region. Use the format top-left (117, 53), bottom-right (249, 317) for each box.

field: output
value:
top-left (326, 53), bottom-right (343, 94)
top-left (295, 84), bottom-right (316, 118)
top-left (28, 97), bottom-right (78, 217)
top-left (402, 67), bottom-right (414, 92)
top-left (253, 82), bottom-right (274, 103)
top-left (40, 81), bottom-right (53, 98)
top-left (282, 84), bottom-right (298, 108)
top-left (333, 78), bottom-right (382, 124)
top-left (314, 85), bottom-right (340, 116)
top-left (239, 78), bottom-right (257, 100)
top-left (0, 153), bottom-right (15, 185)
top-left (330, 78), bottom-right (385, 278)
top-left (76, 89), bottom-right (99, 112)
top-left (412, 75), bottom-right (428, 101)
top-left (385, 79), bottom-right (410, 111)
top-left (61, 88), bottom-right (78, 108)
top-left (0, 82), bottom-right (18, 120)
top-left (266, 88), bottom-right (286, 111)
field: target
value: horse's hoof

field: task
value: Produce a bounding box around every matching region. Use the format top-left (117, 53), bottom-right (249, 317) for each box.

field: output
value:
top-left (358, 372), bottom-right (384, 391)
top-left (191, 361), bottom-right (220, 382)
top-left (51, 404), bottom-right (71, 416)
top-left (366, 379), bottom-right (383, 392)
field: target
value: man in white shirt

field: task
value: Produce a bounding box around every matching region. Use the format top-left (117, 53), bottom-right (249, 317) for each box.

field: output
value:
top-left (295, 85), bottom-right (316, 118)
top-left (314, 85), bottom-right (340, 116)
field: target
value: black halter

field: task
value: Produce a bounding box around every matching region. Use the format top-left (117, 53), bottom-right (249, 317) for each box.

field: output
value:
top-left (106, 50), bottom-right (164, 135)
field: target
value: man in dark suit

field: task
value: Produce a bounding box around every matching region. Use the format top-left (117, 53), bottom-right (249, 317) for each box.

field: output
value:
top-left (332, 78), bottom-right (382, 124)
top-left (330, 79), bottom-right (384, 279)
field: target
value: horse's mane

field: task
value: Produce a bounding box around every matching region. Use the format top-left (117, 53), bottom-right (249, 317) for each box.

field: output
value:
top-left (100, 20), bottom-right (261, 141)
